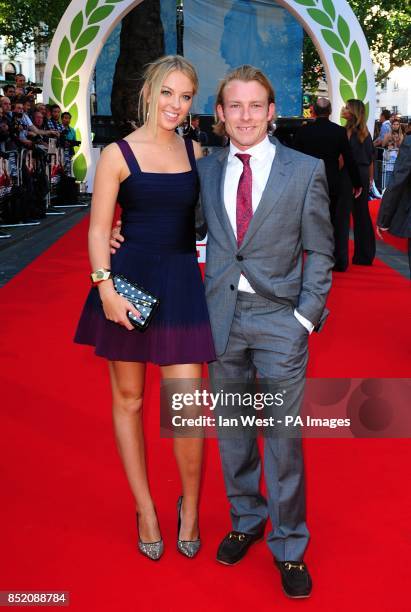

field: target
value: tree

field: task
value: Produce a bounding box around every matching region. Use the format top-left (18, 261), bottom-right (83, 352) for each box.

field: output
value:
top-left (111, 0), bottom-right (165, 134)
top-left (0, 0), bottom-right (69, 55)
top-left (303, 0), bottom-right (411, 93)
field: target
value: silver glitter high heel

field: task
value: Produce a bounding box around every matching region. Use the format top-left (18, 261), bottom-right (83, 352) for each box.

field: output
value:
top-left (137, 513), bottom-right (164, 561)
top-left (177, 496), bottom-right (201, 558)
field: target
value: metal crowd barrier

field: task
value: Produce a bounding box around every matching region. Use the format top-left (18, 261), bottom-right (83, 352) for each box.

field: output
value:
top-left (0, 149), bottom-right (41, 230)
top-left (0, 142), bottom-right (88, 237)
top-left (374, 146), bottom-right (400, 193)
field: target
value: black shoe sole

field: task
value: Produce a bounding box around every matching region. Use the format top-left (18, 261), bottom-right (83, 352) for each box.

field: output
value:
top-left (282, 589), bottom-right (311, 599)
top-left (216, 535), bottom-right (264, 566)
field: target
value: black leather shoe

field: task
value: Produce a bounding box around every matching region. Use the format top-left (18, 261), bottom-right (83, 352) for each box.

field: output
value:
top-left (216, 530), bottom-right (264, 565)
top-left (332, 264), bottom-right (348, 272)
top-left (275, 560), bottom-right (312, 598)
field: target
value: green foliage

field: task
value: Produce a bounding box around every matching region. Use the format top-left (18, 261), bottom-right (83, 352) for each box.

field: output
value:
top-left (58, 36), bottom-right (71, 73)
top-left (1, 0), bottom-right (409, 104)
top-left (88, 5), bottom-right (114, 24)
top-left (307, 8), bottom-right (334, 29)
top-left (0, 0), bottom-right (70, 54)
top-left (63, 74), bottom-right (79, 107)
top-left (73, 152), bottom-right (87, 181)
top-left (50, 1), bottom-right (118, 110)
top-left (337, 16), bottom-right (350, 47)
top-left (70, 12), bottom-right (84, 43)
top-left (75, 26), bottom-right (99, 49)
top-left (303, 0), bottom-right (411, 93)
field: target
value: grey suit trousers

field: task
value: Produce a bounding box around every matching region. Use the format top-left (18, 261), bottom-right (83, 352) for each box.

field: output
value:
top-left (209, 291), bottom-right (310, 562)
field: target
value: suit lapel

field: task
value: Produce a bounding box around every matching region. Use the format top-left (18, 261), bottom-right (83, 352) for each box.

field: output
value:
top-left (240, 139), bottom-right (293, 250)
top-left (211, 149), bottom-right (237, 249)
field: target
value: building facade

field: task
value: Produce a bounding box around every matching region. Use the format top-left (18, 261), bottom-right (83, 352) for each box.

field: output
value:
top-left (375, 65), bottom-right (411, 119)
top-left (0, 38), bottom-right (36, 85)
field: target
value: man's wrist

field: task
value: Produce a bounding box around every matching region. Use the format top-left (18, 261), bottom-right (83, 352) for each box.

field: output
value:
top-left (294, 309), bottom-right (314, 334)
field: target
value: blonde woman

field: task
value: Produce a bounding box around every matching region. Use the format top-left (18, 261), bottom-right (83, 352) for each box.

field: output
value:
top-left (382, 119), bottom-right (404, 150)
top-left (339, 99), bottom-right (375, 268)
top-left (381, 119), bottom-right (404, 188)
top-left (75, 56), bottom-right (215, 560)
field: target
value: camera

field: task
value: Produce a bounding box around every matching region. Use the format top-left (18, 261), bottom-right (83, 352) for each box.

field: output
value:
top-left (10, 114), bottom-right (24, 137)
top-left (59, 129), bottom-right (81, 148)
top-left (26, 86), bottom-right (42, 95)
top-left (30, 134), bottom-right (44, 145)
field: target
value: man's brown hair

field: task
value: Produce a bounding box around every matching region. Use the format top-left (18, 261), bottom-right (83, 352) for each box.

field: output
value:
top-left (213, 65), bottom-right (275, 137)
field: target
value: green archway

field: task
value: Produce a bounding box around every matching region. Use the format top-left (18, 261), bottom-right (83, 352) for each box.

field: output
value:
top-left (43, 0), bottom-right (376, 188)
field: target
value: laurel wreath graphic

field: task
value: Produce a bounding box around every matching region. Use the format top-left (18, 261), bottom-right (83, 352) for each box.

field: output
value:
top-left (50, 0), bottom-right (123, 179)
top-left (293, 0), bottom-right (369, 119)
top-left (50, 0), bottom-right (369, 178)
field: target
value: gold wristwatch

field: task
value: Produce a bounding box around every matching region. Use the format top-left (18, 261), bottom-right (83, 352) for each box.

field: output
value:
top-left (90, 268), bottom-right (112, 284)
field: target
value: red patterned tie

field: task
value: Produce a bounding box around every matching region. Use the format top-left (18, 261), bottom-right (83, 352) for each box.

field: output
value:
top-left (235, 153), bottom-right (253, 247)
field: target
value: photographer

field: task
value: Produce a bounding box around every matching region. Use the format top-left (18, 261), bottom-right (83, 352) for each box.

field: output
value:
top-left (61, 112), bottom-right (76, 142)
top-left (31, 111), bottom-right (50, 146)
top-left (0, 118), bottom-right (14, 153)
top-left (1, 97), bottom-right (12, 123)
top-left (34, 103), bottom-right (47, 121)
top-left (2, 85), bottom-right (16, 100)
top-left (11, 100), bottom-right (59, 148)
top-left (47, 104), bottom-right (64, 134)
top-left (22, 96), bottom-right (34, 119)
top-left (60, 112), bottom-right (80, 174)
top-left (15, 73), bottom-right (28, 95)
top-left (32, 110), bottom-right (47, 130)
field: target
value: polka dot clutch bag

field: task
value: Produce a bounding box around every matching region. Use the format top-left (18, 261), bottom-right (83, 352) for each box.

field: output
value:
top-left (112, 274), bottom-right (160, 331)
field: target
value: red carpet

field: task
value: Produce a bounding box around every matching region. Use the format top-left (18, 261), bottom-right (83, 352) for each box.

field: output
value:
top-left (1, 216), bottom-right (411, 611)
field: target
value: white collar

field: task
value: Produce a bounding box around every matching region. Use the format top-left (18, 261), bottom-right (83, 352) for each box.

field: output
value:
top-left (228, 135), bottom-right (273, 162)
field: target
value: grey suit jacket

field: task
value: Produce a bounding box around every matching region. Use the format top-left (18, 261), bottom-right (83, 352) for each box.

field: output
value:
top-left (196, 137), bottom-right (334, 357)
top-left (377, 135), bottom-right (411, 238)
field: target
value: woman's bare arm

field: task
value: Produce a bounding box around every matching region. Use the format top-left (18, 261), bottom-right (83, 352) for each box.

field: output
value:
top-left (88, 143), bottom-right (140, 328)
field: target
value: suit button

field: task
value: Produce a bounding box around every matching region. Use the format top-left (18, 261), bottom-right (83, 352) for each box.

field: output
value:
top-left (236, 255), bottom-right (244, 261)
top-left (230, 284), bottom-right (235, 290)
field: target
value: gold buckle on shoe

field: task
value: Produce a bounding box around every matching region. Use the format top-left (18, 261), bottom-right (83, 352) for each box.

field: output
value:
top-left (285, 562), bottom-right (305, 571)
top-left (229, 532), bottom-right (246, 541)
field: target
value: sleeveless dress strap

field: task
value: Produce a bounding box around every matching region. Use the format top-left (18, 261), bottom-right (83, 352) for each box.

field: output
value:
top-left (116, 140), bottom-right (141, 175)
top-left (184, 138), bottom-right (197, 172)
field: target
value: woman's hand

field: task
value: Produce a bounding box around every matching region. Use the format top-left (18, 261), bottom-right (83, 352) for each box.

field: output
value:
top-left (110, 220), bottom-right (124, 255)
top-left (99, 282), bottom-right (141, 330)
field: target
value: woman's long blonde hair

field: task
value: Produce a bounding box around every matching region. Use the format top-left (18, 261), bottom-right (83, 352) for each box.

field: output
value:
top-left (138, 55), bottom-right (198, 131)
top-left (345, 99), bottom-right (369, 143)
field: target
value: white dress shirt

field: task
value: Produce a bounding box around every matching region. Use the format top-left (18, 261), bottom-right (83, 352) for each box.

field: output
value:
top-left (223, 136), bottom-right (314, 333)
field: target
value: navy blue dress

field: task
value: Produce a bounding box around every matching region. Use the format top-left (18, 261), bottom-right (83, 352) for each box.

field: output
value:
top-left (74, 138), bottom-right (216, 365)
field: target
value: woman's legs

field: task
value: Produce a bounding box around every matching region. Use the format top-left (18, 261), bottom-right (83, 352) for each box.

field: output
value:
top-left (352, 171), bottom-right (376, 265)
top-left (161, 363), bottom-right (204, 541)
top-left (109, 360), bottom-right (160, 543)
top-left (333, 172), bottom-right (352, 271)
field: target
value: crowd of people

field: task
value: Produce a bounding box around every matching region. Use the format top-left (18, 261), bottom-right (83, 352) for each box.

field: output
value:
top-left (0, 74), bottom-right (77, 159)
top-left (0, 74), bottom-right (81, 237)
top-left (290, 99), bottom-right (411, 273)
top-left (1, 72), bottom-right (409, 262)
top-left (372, 109), bottom-right (411, 189)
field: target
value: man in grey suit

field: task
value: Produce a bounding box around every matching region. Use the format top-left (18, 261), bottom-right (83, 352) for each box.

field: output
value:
top-left (199, 65), bottom-right (333, 598)
top-left (111, 65), bottom-right (334, 598)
